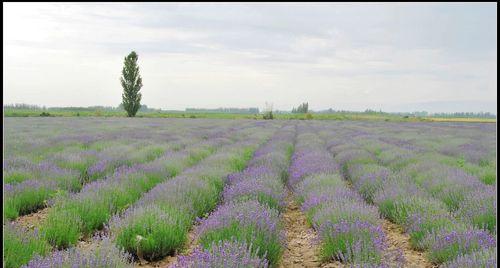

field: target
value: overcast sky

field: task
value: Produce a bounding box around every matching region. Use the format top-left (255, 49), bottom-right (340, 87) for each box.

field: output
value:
top-left (3, 3), bottom-right (497, 113)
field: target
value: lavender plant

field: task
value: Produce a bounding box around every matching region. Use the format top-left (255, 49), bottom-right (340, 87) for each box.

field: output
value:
top-left (441, 247), bottom-right (497, 268)
top-left (171, 240), bottom-right (269, 268)
top-left (23, 236), bottom-right (133, 268)
top-left (4, 224), bottom-right (51, 268)
top-left (197, 200), bottom-right (284, 266)
top-left (425, 228), bottom-right (496, 264)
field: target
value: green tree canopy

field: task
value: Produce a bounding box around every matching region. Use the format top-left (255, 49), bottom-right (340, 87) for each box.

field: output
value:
top-left (120, 51), bottom-right (143, 117)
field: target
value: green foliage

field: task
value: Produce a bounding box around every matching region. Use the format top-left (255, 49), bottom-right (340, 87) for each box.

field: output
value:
top-left (263, 111), bottom-right (273, 120)
top-left (310, 203), bottom-right (379, 229)
top-left (4, 107), bottom-right (496, 122)
top-left (408, 217), bottom-right (459, 250)
top-left (187, 146), bottom-right (215, 166)
top-left (4, 170), bottom-right (33, 184)
top-left (42, 210), bottom-right (82, 249)
top-left (320, 226), bottom-right (383, 264)
top-left (114, 206), bottom-right (189, 261)
top-left (4, 224), bottom-right (51, 268)
top-left (292, 102), bottom-right (309, 113)
top-left (427, 235), bottom-right (489, 265)
top-left (232, 193), bottom-right (282, 212)
top-left (4, 184), bottom-right (56, 220)
top-left (121, 51), bottom-right (143, 117)
top-left (41, 171), bottom-right (163, 248)
top-left (378, 196), bottom-right (447, 225)
top-left (229, 147), bottom-right (255, 172)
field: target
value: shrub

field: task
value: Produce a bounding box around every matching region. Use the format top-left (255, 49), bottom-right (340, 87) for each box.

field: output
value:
top-left (41, 210), bottom-right (82, 249)
top-left (377, 195), bottom-right (447, 226)
top-left (4, 180), bottom-right (58, 220)
top-left (441, 247), bottom-right (497, 268)
top-left (262, 111), bottom-right (273, 120)
top-left (457, 187), bottom-right (497, 233)
top-left (319, 220), bottom-right (386, 264)
top-left (4, 224), bottom-right (51, 268)
top-left (24, 236), bottom-right (133, 268)
top-left (405, 212), bottom-right (465, 250)
top-left (197, 200), bottom-right (284, 266)
top-left (110, 205), bottom-right (189, 261)
top-left (223, 175), bottom-right (286, 211)
top-left (173, 240), bottom-right (269, 268)
top-left (41, 168), bottom-right (160, 248)
top-left (426, 229), bottom-right (496, 264)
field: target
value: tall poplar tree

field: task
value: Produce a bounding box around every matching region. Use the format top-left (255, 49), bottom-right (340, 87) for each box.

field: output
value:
top-left (121, 51), bottom-right (142, 117)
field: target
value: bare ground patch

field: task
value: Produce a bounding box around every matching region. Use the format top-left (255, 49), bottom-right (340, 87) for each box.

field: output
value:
top-left (13, 207), bottom-right (50, 230)
top-left (280, 190), bottom-right (323, 268)
top-left (382, 219), bottom-right (435, 268)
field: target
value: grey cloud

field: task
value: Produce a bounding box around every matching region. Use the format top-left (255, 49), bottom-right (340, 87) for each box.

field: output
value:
top-left (3, 3), bottom-right (497, 113)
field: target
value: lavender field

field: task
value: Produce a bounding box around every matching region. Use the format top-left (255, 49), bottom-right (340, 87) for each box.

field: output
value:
top-left (3, 118), bottom-right (497, 268)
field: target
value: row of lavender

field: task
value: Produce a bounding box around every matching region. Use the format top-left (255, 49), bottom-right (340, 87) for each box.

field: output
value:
top-left (3, 119), bottom-right (217, 221)
top-left (108, 125), bottom-right (273, 261)
top-left (4, 119), bottom-right (280, 268)
top-left (4, 124), bottom-right (228, 268)
top-left (288, 124), bottom-right (402, 266)
top-left (316, 122), bottom-right (496, 266)
top-left (5, 120), bottom-right (219, 267)
top-left (316, 121), bottom-right (496, 231)
top-left (326, 120), bottom-right (496, 185)
top-left (172, 125), bottom-right (296, 267)
top-left (19, 123), bottom-right (276, 268)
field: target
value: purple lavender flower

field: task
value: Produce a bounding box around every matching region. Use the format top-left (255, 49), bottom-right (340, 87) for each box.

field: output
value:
top-left (171, 240), bottom-right (269, 268)
top-left (288, 150), bottom-right (339, 186)
top-left (223, 175), bottom-right (286, 211)
top-left (197, 200), bottom-right (283, 242)
top-left (23, 236), bottom-right (133, 268)
top-left (456, 186), bottom-right (497, 233)
top-left (318, 220), bottom-right (387, 264)
top-left (425, 228), bottom-right (496, 264)
top-left (441, 247), bottom-right (497, 268)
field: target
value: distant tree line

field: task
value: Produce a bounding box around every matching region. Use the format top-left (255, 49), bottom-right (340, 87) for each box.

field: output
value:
top-left (185, 107), bottom-right (259, 114)
top-left (429, 112), bottom-right (496, 118)
top-left (4, 103), bottom-right (496, 119)
top-left (315, 109), bottom-right (496, 118)
top-left (4, 103), bottom-right (47, 110)
top-left (292, 102), bottom-right (309, 113)
top-left (314, 108), bottom-right (387, 114)
top-left (4, 103), bottom-right (160, 112)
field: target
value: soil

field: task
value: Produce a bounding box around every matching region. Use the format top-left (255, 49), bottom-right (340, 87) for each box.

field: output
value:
top-left (13, 207), bottom-right (49, 230)
top-left (382, 219), bottom-right (436, 268)
top-left (280, 190), bottom-right (323, 268)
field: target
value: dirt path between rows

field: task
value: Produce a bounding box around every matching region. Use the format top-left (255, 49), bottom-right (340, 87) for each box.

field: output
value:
top-left (280, 190), bottom-right (324, 268)
top-left (13, 207), bottom-right (49, 230)
top-left (382, 219), bottom-right (435, 268)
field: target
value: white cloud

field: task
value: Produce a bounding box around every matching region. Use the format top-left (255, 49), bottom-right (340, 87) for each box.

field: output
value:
top-left (3, 2), bottom-right (497, 112)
